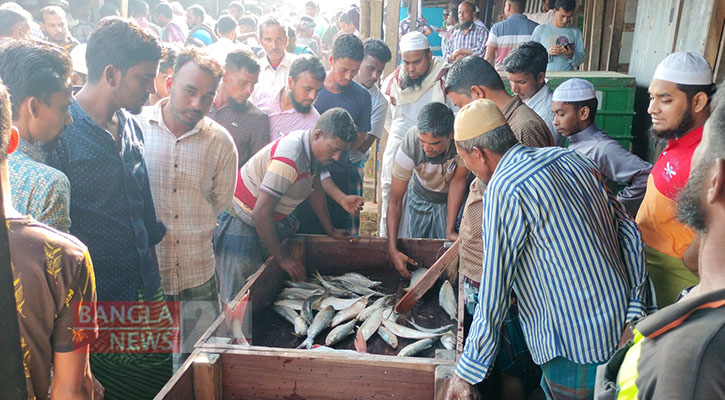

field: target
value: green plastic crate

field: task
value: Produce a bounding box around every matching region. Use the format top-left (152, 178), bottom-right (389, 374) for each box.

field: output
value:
top-left (502, 71), bottom-right (636, 151)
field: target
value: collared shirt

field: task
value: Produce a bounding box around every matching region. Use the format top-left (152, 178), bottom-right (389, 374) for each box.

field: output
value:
top-left (349, 83), bottom-right (388, 163)
top-left (502, 95), bottom-right (554, 147)
top-left (255, 86), bottom-right (320, 143)
top-left (233, 129), bottom-right (316, 226)
top-left (457, 144), bottom-right (648, 384)
top-left (636, 126), bottom-right (702, 259)
top-left (443, 21), bottom-right (489, 60)
top-left (9, 137), bottom-right (71, 232)
top-left (530, 22), bottom-right (585, 71)
top-left (45, 100), bottom-right (166, 302)
top-left (523, 83), bottom-right (563, 146)
top-left (486, 14), bottom-right (538, 66)
top-left (255, 52), bottom-right (297, 101)
top-left (140, 100), bottom-right (238, 295)
top-left (10, 216), bottom-right (97, 400)
top-left (206, 37), bottom-right (236, 65)
top-left (162, 18), bottom-right (187, 43)
top-left (568, 124), bottom-right (652, 216)
top-left (208, 99), bottom-right (270, 168)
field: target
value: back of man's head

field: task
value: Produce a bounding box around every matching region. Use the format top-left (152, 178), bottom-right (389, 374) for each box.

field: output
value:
top-left (228, 1), bottom-right (244, 14)
top-left (504, 41), bottom-right (548, 78)
top-left (315, 107), bottom-right (358, 143)
top-left (0, 9), bottom-right (28, 37)
top-left (554, 0), bottom-right (576, 12)
top-left (332, 33), bottom-right (364, 61)
top-left (86, 17), bottom-right (162, 83)
top-left (363, 38), bottom-right (392, 64)
top-left (216, 15), bottom-right (237, 36)
top-left (187, 5), bottom-right (205, 20)
top-left (129, 0), bottom-right (149, 17)
top-left (225, 47), bottom-right (260, 74)
top-left (290, 55), bottom-right (325, 83)
top-left (0, 41), bottom-right (72, 120)
top-left (445, 55), bottom-right (506, 95)
top-left (507, 0), bottom-right (526, 12)
top-left (238, 16), bottom-right (256, 31)
top-left (0, 80), bottom-right (12, 163)
top-left (154, 3), bottom-right (173, 20)
top-left (418, 102), bottom-right (454, 138)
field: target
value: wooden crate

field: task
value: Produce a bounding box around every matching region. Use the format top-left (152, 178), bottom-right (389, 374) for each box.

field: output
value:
top-left (156, 235), bottom-right (461, 400)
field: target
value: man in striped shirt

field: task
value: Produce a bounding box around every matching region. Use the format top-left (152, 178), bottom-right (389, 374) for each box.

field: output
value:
top-left (484, 0), bottom-right (538, 69)
top-left (445, 99), bottom-right (649, 400)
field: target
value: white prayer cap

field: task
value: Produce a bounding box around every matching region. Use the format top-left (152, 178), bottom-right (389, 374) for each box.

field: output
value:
top-left (653, 52), bottom-right (713, 85)
top-left (399, 31), bottom-right (430, 53)
top-left (552, 78), bottom-right (596, 102)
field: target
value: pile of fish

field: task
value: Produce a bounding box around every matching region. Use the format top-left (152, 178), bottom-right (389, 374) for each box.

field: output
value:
top-left (271, 271), bottom-right (457, 357)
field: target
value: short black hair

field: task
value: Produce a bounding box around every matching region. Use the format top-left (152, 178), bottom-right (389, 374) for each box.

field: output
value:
top-left (228, 1), bottom-right (244, 13)
top-left (216, 15), bottom-right (237, 35)
top-left (0, 80), bottom-right (11, 163)
top-left (677, 83), bottom-right (717, 105)
top-left (290, 55), bottom-right (325, 82)
top-left (129, 0), bottom-right (149, 17)
top-left (174, 46), bottom-right (222, 83)
top-left (86, 17), bottom-right (162, 83)
top-left (187, 5), bottom-right (205, 20)
top-left (504, 41), bottom-right (548, 77)
top-left (225, 46), bottom-right (260, 74)
top-left (99, 4), bottom-right (120, 18)
top-left (417, 102), bottom-right (454, 138)
top-left (332, 33), bottom-right (364, 61)
top-left (238, 16), bottom-right (256, 30)
top-left (363, 38), bottom-right (391, 64)
top-left (445, 55), bottom-right (505, 95)
top-left (159, 46), bottom-right (177, 71)
top-left (0, 9), bottom-right (27, 37)
top-left (0, 41), bottom-right (72, 120)
top-left (554, 0), bottom-right (576, 12)
top-left (259, 15), bottom-right (286, 38)
top-left (339, 12), bottom-right (351, 25)
top-left (508, 0), bottom-right (527, 10)
top-left (305, 1), bottom-right (318, 9)
top-left (566, 98), bottom-right (598, 123)
top-left (315, 107), bottom-right (358, 143)
top-left (154, 3), bottom-right (172, 19)
top-left (39, 6), bottom-right (66, 22)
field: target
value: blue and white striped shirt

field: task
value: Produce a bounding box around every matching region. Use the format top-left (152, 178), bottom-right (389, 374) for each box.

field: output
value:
top-left (456, 144), bottom-right (649, 384)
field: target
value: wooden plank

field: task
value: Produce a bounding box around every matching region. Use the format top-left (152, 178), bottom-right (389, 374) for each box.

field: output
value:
top-left (606, 0), bottom-right (627, 71)
top-left (370, 0), bottom-right (385, 39)
top-left (219, 350), bottom-right (437, 399)
top-left (715, 18), bottom-right (725, 83)
top-left (154, 349), bottom-right (199, 400)
top-left (193, 352), bottom-right (222, 400)
top-left (587, 0), bottom-right (605, 70)
top-left (704, 0), bottom-right (725, 69)
top-left (409, 0), bottom-right (419, 32)
top-left (360, 0), bottom-right (371, 38)
top-left (384, 0), bottom-right (402, 78)
top-left (395, 240), bottom-right (459, 314)
top-left (598, 0), bottom-right (615, 70)
top-left (582, 0), bottom-right (594, 70)
top-left (434, 365), bottom-right (455, 400)
top-left (455, 275), bottom-right (465, 359)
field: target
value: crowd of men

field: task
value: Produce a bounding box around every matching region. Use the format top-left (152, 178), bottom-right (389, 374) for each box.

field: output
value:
top-left (2, 0), bottom-right (723, 399)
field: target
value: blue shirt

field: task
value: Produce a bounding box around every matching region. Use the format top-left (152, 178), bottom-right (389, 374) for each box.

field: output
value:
top-left (45, 100), bottom-right (166, 301)
top-left (9, 137), bottom-right (71, 232)
top-left (457, 144), bottom-right (649, 384)
top-left (530, 22), bottom-right (585, 71)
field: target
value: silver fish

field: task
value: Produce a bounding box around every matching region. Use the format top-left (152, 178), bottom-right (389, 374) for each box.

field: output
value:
top-left (330, 272), bottom-right (382, 288)
top-left (274, 305), bottom-right (308, 337)
top-left (278, 287), bottom-right (322, 300)
top-left (336, 280), bottom-right (386, 297)
top-left (297, 305), bottom-right (335, 349)
top-left (286, 280), bottom-right (324, 290)
top-left (404, 268), bottom-right (429, 291)
top-left (331, 296), bottom-right (369, 327)
top-left (319, 296), bottom-right (364, 311)
top-left (381, 319), bottom-right (443, 340)
top-left (273, 299), bottom-right (304, 311)
top-left (359, 308), bottom-right (383, 341)
top-left (407, 317), bottom-right (455, 334)
top-left (376, 326), bottom-right (398, 349)
top-left (325, 318), bottom-right (357, 346)
top-left (315, 272), bottom-right (352, 297)
top-left (440, 332), bottom-right (456, 351)
top-left (302, 291), bottom-right (327, 324)
top-left (439, 280), bottom-right (458, 321)
top-left (382, 306), bottom-right (398, 322)
top-left (358, 296), bottom-right (392, 321)
top-left (398, 337), bottom-right (436, 357)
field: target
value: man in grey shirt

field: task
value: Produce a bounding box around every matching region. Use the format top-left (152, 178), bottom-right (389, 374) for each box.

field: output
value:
top-left (552, 78), bottom-right (652, 216)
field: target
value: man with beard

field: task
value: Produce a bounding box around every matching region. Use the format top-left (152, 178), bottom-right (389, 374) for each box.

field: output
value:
top-left (208, 47), bottom-right (269, 168)
top-left (39, 6), bottom-right (78, 51)
top-left (442, 1), bottom-right (488, 63)
top-left (636, 52), bottom-right (716, 308)
top-left (255, 55), bottom-right (324, 143)
top-left (379, 31), bottom-right (451, 237)
top-left (139, 47), bottom-right (237, 362)
top-left (214, 109), bottom-right (356, 301)
top-left (43, 18), bottom-right (171, 399)
top-left (595, 83), bottom-right (725, 399)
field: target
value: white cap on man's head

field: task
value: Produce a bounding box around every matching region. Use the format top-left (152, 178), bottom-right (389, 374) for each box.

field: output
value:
top-left (552, 78), bottom-right (596, 102)
top-left (399, 31), bottom-right (430, 52)
top-left (653, 52), bottom-right (713, 86)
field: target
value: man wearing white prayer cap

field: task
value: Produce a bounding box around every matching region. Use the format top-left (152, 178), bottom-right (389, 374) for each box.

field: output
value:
top-left (636, 51), bottom-right (717, 307)
top-left (552, 78), bottom-right (652, 217)
top-left (378, 31), bottom-right (454, 239)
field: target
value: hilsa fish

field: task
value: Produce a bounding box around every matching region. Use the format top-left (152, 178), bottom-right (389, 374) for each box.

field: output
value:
top-left (297, 305), bottom-right (335, 349)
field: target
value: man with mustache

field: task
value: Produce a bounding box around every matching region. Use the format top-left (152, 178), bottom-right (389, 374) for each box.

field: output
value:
top-left (139, 47), bottom-right (237, 362)
top-left (255, 55), bottom-right (325, 144)
top-left (44, 18), bottom-right (171, 399)
top-left (442, 1), bottom-right (488, 63)
top-left (636, 52), bottom-right (716, 307)
top-left (379, 31), bottom-right (452, 237)
top-left (214, 108), bottom-right (357, 301)
top-left (208, 47), bottom-right (269, 168)
top-left (256, 16), bottom-right (297, 100)
top-left (595, 83), bottom-right (725, 399)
